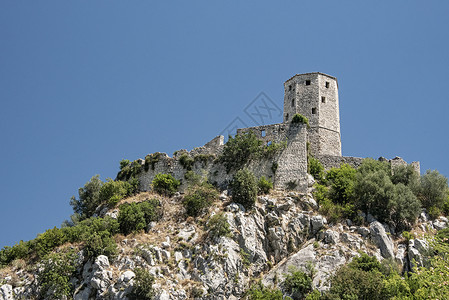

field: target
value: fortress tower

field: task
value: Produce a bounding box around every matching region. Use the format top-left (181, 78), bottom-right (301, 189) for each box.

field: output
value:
top-left (283, 72), bottom-right (342, 157)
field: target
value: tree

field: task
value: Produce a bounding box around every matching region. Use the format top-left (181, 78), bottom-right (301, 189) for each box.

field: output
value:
top-left (70, 175), bottom-right (103, 220)
top-left (418, 170), bottom-right (448, 212)
top-left (231, 168), bottom-right (257, 210)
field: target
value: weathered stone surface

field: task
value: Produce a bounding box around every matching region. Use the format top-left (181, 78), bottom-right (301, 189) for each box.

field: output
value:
top-left (0, 284), bottom-right (13, 300)
top-left (370, 221), bottom-right (394, 258)
top-left (311, 215), bottom-right (327, 234)
top-left (324, 230), bottom-right (340, 244)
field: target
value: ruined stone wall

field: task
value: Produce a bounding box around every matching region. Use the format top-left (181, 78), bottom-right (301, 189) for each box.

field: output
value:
top-left (315, 154), bottom-right (365, 171)
top-left (236, 123), bottom-right (289, 144)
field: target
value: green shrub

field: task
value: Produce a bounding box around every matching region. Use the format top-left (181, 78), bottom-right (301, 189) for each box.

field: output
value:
top-left (70, 175), bottom-right (103, 220)
top-left (83, 230), bottom-right (117, 260)
top-left (117, 160), bottom-right (142, 181)
top-left (282, 266), bottom-right (313, 299)
top-left (245, 282), bottom-right (284, 300)
top-left (33, 227), bottom-right (67, 258)
top-left (349, 253), bottom-right (382, 273)
top-left (37, 250), bottom-right (77, 300)
top-left (391, 164), bottom-right (419, 189)
top-left (388, 183), bottom-right (421, 231)
top-left (0, 241), bottom-right (31, 267)
top-left (219, 132), bottom-right (262, 172)
top-left (118, 200), bottom-right (161, 235)
top-left (258, 176), bottom-right (273, 195)
top-left (262, 140), bottom-right (287, 158)
top-left (152, 173), bottom-right (180, 196)
top-left (179, 153), bottom-right (194, 170)
top-left (128, 268), bottom-right (155, 300)
top-left (100, 178), bottom-right (133, 207)
top-left (418, 170), bottom-right (449, 212)
top-left (144, 152), bottom-right (161, 171)
top-left (308, 156), bottom-right (325, 182)
top-left (326, 163), bottom-right (356, 205)
top-left (324, 264), bottom-right (385, 300)
top-left (183, 182), bottom-right (218, 217)
top-left (291, 113), bottom-right (310, 127)
top-left (231, 168), bottom-right (257, 210)
top-left (207, 213), bottom-right (231, 239)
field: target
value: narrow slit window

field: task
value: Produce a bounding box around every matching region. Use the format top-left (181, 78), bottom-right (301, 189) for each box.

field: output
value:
top-left (312, 107), bottom-right (317, 114)
top-left (305, 80), bottom-right (311, 86)
top-left (325, 81), bottom-right (330, 88)
top-left (261, 130), bottom-right (266, 137)
top-left (321, 96), bottom-right (326, 103)
top-left (291, 99), bottom-right (295, 107)
top-left (285, 113), bottom-right (289, 121)
top-left (288, 85), bottom-right (292, 91)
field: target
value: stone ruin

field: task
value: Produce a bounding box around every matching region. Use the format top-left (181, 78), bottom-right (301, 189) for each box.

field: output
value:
top-left (137, 72), bottom-right (420, 192)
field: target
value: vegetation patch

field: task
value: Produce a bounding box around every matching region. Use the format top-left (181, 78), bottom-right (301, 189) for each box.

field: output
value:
top-left (152, 173), bottom-right (180, 197)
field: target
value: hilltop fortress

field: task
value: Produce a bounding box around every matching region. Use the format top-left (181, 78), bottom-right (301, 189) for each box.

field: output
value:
top-left (138, 72), bottom-right (419, 192)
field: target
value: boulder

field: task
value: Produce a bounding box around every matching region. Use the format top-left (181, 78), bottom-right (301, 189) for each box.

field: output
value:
top-left (0, 284), bottom-right (13, 300)
top-left (311, 215), bottom-right (327, 234)
top-left (370, 221), bottom-right (394, 259)
top-left (324, 230), bottom-right (340, 244)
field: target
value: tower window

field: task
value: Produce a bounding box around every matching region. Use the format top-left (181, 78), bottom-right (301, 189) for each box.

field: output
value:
top-left (305, 80), bottom-right (311, 86)
top-left (285, 113), bottom-right (289, 121)
top-left (288, 85), bottom-right (292, 91)
top-left (312, 107), bottom-right (317, 114)
top-left (325, 81), bottom-right (330, 88)
top-left (321, 96), bottom-right (326, 103)
top-left (291, 99), bottom-right (295, 107)
top-left (261, 130), bottom-right (266, 137)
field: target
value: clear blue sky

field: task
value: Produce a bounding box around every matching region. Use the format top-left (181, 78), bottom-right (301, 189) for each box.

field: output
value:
top-left (1, 1), bottom-right (448, 248)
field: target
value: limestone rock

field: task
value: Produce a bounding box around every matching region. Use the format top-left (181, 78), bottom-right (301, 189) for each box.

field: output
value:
top-left (0, 284), bottom-right (13, 300)
top-left (370, 221), bottom-right (394, 259)
top-left (311, 215), bottom-right (327, 234)
top-left (324, 230), bottom-right (340, 244)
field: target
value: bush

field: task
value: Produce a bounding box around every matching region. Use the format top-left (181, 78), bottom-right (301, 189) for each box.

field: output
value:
top-left (70, 175), bottom-right (103, 220)
top-left (83, 230), bottom-right (117, 260)
top-left (179, 153), bottom-right (194, 170)
top-left (100, 178), bottom-right (133, 207)
top-left (152, 173), bottom-right (180, 196)
top-left (391, 164), bottom-right (419, 189)
top-left (37, 250), bottom-right (77, 300)
top-left (245, 282), bottom-right (284, 300)
top-left (257, 176), bottom-right (273, 195)
top-left (308, 156), bottom-right (324, 182)
top-left (291, 113), bottom-right (310, 127)
top-left (118, 200), bottom-right (161, 235)
top-left (183, 182), bottom-right (219, 217)
top-left (144, 152), bottom-right (161, 171)
top-left (128, 267), bottom-right (155, 300)
top-left (282, 266), bottom-right (313, 299)
top-left (231, 168), bottom-right (257, 210)
top-left (388, 183), bottom-right (420, 231)
top-left (325, 163), bottom-right (356, 205)
top-left (219, 131), bottom-right (262, 172)
top-left (418, 170), bottom-right (449, 212)
top-left (116, 159), bottom-right (142, 181)
top-left (207, 213), bottom-right (231, 239)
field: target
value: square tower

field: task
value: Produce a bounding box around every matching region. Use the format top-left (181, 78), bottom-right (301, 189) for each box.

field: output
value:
top-left (283, 72), bottom-right (341, 156)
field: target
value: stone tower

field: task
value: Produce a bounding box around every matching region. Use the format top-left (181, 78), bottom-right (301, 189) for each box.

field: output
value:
top-left (283, 72), bottom-right (341, 156)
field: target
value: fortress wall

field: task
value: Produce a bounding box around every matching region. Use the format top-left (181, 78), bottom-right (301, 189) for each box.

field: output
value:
top-left (237, 123), bottom-right (289, 144)
top-left (315, 155), bottom-right (364, 170)
top-left (316, 128), bottom-right (342, 156)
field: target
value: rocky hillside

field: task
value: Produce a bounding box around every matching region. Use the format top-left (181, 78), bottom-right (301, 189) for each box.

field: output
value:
top-left (1, 175), bottom-right (448, 300)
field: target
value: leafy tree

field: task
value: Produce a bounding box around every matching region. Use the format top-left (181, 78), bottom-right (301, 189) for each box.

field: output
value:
top-left (152, 173), bottom-right (180, 196)
top-left (100, 178), bottom-right (133, 207)
top-left (231, 168), bottom-right (257, 210)
top-left (220, 131), bottom-right (262, 172)
top-left (391, 164), bottom-right (419, 189)
top-left (325, 163), bottom-right (356, 205)
top-left (70, 175), bottom-right (103, 220)
top-left (418, 170), bottom-right (449, 213)
top-left (388, 183), bottom-right (420, 231)
top-left (83, 230), bottom-right (117, 260)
